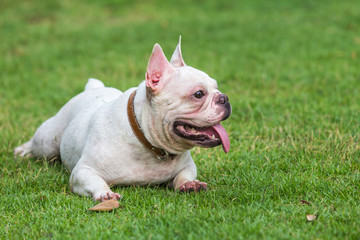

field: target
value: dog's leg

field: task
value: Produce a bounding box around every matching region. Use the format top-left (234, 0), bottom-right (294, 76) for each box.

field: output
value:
top-left (15, 116), bottom-right (64, 159)
top-left (30, 117), bottom-right (62, 159)
top-left (172, 163), bottom-right (208, 193)
top-left (70, 164), bottom-right (121, 201)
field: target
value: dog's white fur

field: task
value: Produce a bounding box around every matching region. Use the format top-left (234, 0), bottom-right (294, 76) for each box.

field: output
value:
top-left (14, 39), bottom-right (229, 201)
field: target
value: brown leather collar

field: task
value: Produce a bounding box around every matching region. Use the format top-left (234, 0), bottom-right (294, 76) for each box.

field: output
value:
top-left (127, 90), bottom-right (176, 161)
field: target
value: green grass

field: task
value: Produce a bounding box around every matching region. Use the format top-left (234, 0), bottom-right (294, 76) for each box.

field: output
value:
top-left (1, 0), bottom-right (360, 239)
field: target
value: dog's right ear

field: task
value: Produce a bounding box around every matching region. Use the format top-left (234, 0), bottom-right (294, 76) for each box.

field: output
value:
top-left (146, 44), bottom-right (174, 94)
top-left (170, 36), bottom-right (186, 67)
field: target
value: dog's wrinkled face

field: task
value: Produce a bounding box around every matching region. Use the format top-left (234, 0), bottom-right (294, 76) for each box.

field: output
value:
top-left (145, 39), bottom-right (231, 153)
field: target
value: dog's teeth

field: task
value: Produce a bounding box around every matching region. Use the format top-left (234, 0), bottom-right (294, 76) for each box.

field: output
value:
top-left (211, 135), bottom-right (216, 139)
top-left (190, 128), bottom-right (197, 133)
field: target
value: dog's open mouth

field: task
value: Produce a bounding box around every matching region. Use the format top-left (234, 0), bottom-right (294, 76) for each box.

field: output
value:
top-left (174, 121), bottom-right (230, 153)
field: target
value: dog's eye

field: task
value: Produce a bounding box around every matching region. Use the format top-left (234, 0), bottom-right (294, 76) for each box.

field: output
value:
top-left (194, 90), bottom-right (204, 99)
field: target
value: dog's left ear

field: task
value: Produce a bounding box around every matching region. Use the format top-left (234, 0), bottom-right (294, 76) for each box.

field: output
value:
top-left (170, 36), bottom-right (186, 67)
top-left (146, 44), bottom-right (174, 94)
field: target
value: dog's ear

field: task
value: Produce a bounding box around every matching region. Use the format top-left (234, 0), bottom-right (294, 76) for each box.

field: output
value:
top-left (146, 44), bottom-right (174, 94)
top-left (170, 36), bottom-right (186, 67)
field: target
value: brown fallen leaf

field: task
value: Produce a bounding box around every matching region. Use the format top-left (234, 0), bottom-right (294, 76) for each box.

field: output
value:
top-left (306, 214), bottom-right (317, 221)
top-left (300, 200), bottom-right (311, 205)
top-left (88, 199), bottom-right (120, 212)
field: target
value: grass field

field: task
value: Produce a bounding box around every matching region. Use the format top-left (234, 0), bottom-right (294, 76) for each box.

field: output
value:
top-left (1, 0), bottom-right (360, 239)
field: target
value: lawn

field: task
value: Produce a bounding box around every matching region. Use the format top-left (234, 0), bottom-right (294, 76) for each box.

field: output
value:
top-left (1, 0), bottom-right (360, 239)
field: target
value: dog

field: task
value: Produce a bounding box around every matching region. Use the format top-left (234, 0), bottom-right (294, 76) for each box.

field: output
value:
top-left (14, 38), bottom-right (231, 201)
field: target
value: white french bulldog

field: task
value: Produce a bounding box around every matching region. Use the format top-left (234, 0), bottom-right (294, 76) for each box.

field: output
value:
top-left (14, 38), bottom-right (231, 201)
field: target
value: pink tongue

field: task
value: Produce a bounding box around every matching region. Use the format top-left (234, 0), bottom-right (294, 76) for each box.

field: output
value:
top-left (211, 123), bottom-right (230, 153)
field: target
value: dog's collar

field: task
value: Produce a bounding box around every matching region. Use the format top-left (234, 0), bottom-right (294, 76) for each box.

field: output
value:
top-left (127, 90), bottom-right (177, 161)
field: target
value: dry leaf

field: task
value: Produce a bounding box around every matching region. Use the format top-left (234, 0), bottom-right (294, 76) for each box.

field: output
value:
top-left (88, 199), bottom-right (120, 212)
top-left (306, 214), bottom-right (317, 221)
top-left (300, 200), bottom-right (311, 205)
top-left (38, 196), bottom-right (47, 201)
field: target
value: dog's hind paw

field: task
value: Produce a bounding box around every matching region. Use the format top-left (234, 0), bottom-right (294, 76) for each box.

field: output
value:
top-left (14, 141), bottom-right (33, 158)
top-left (179, 180), bottom-right (207, 193)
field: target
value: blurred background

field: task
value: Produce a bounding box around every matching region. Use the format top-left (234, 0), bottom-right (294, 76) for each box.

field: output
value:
top-left (2, 0), bottom-right (359, 149)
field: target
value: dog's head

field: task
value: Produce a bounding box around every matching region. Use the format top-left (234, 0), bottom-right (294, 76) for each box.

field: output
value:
top-left (144, 38), bottom-right (231, 154)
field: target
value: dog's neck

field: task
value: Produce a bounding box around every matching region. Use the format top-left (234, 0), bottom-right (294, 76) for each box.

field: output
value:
top-left (130, 83), bottom-right (177, 160)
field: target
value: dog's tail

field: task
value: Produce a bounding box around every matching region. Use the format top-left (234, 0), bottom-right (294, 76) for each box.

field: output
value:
top-left (85, 78), bottom-right (105, 91)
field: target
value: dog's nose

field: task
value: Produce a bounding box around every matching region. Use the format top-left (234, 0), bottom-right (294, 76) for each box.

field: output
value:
top-left (217, 94), bottom-right (229, 104)
top-left (216, 94), bottom-right (231, 121)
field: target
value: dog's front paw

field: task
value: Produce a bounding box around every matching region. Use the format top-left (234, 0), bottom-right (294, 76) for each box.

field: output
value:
top-left (179, 180), bottom-right (207, 193)
top-left (93, 191), bottom-right (121, 202)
